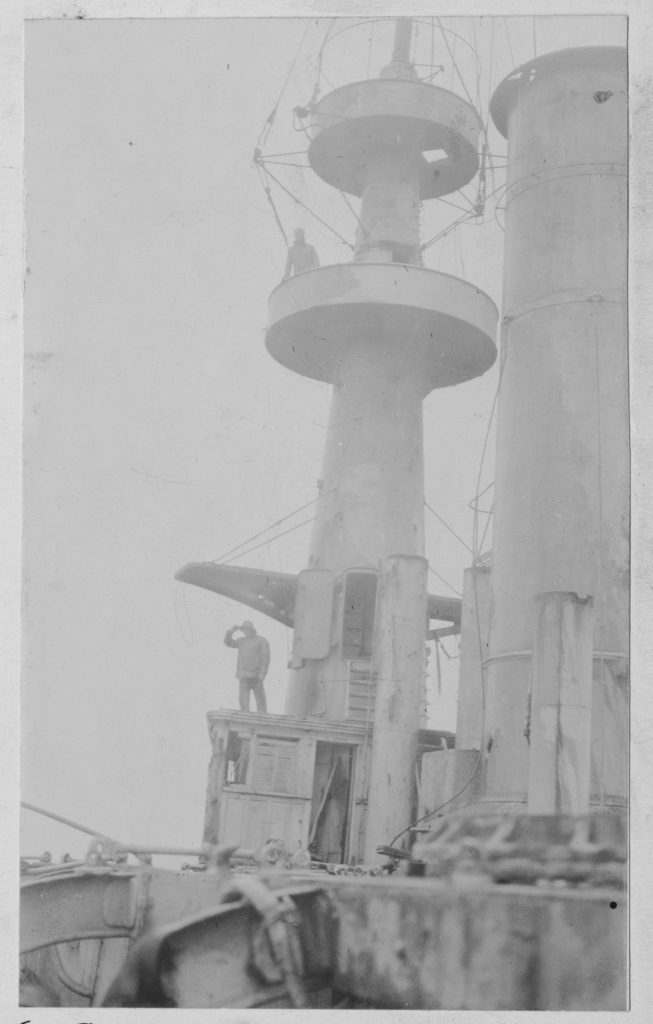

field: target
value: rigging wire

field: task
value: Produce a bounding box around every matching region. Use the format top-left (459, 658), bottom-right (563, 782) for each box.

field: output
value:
top-left (477, 501), bottom-right (494, 554)
top-left (421, 172), bottom-right (509, 254)
top-left (174, 582), bottom-right (194, 647)
top-left (325, 16), bottom-right (393, 50)
top-left (458, 226), bottom-right (467, 277)
top-left (210, 489), bottom-right (334, 564)
top-left (456, 186), bottom-right (479, 212)
top-left (253, 20), bottom-right (337, 252)
top-left (261, 160), bottom-right (311, 171)
top-left (255, 164), bottom-right (289, 246)
top-left (503, 17), bottom-right (516, 68)
top-left (262, 164), bottom-right (354, 250)
top-left (484, 17), bottom-right (496, 138)
top-left (425, 501), bottom-right (474, 555)
top-left (428, 564), bottom-right (462, 598)
top-left (420, 209), bottom-right (477, 252)
top-left (471, 18), bottom-right (483, 115)
top-left (416, 18), bottom-right (480, 67)
top-left (450, 32), bottom-right (456, 89)
top-left (262, 150), bottom-right (310, 159)
top-left (437, 195), bottom-right (475, 215)
top-left (223, 518), bottom-right (314, 565)
top-left (417, 66), bottom-right (445, 84)
top-left (312, 17), bottom-right (337, 104)
top-left (339, 188), bottom-right (367, 238)
top-left (292, 112), bottom-right (314, 143)
top-left (469, 481), bottom-right (494, 514)
top-left (436, 18), bottom-right (478, 111)
top-left (255, 19), bottom-right (314, 150)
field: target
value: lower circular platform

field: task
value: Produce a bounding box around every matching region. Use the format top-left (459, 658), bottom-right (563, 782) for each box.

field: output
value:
top-left (266, 263), bottom-right (497, 389)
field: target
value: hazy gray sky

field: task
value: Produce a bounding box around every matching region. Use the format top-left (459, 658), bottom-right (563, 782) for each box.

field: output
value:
top-left (22, 14), bottom-right (626, 860)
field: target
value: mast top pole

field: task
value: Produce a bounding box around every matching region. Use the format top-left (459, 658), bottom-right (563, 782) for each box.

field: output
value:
top-left (381, 17), bottom-right (417, 81)
top-left (392, 17), bottom-right (413, 65)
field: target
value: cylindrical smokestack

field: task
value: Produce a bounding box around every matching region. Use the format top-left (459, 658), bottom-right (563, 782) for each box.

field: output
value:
top-left (483, 48), bottom-right (628, 812)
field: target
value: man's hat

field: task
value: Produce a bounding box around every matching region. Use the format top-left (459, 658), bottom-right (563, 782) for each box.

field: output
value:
top-left (242, 620), bottom-right (255, 630)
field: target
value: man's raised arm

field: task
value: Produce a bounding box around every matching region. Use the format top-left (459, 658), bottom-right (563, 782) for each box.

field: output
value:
top-left (224, 626), bottom-right (239, 648)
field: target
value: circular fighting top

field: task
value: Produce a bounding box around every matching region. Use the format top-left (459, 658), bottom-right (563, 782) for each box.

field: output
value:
top-left (308, 78), bottom-right (482, 200)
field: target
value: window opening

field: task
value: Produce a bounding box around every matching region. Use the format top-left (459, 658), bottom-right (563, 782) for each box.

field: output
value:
top-left (225, 732), bottom-right (250, 787)
top-left (252, 736), bottom-right (298, 794)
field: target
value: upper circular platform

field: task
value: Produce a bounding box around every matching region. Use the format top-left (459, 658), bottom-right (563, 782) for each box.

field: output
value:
top-left (490, 46), bottom-right (627, 138)
top-left (266, 263), bottom-right (497, 389)
top-left (307, 78), bottom-right (482, 200)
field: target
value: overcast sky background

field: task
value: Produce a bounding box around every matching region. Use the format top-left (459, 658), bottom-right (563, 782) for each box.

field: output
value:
top-left (21, 14), bottom-right (625, 861)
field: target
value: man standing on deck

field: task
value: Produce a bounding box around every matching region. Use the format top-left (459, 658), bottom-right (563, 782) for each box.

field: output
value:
top-left (224, 620), bottom-right (270, 712)
top-left (282, 228), bottom-right (319, 280)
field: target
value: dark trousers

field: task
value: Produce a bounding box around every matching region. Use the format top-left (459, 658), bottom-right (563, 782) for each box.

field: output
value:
top-left (239, 676), bottom-right (267, 712)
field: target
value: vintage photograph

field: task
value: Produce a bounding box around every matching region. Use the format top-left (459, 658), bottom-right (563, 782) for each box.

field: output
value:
top-left (20, 12), bottom-right (628, 1010)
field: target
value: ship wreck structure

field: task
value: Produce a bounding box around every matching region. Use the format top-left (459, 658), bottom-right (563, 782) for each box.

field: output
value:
top-left (21, 20), bottom-right (628, 1011)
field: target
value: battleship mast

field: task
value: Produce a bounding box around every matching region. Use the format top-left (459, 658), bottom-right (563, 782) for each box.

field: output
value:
top-left (177, 18), bottom-right (498, 862)
top-left (266, 19), bottom-right (497, 855)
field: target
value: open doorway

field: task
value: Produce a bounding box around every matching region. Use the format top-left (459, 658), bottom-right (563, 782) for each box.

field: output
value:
top-left (308, 743), bottom-right (354, 864)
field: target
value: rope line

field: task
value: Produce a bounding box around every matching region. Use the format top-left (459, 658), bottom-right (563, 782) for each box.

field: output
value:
top-left (223, 518), bottom-right (313, 565)
top-left (425, 500), bottom-right (474, 554)
top-left (339, 189), bottom-right (368, 238)
top-left (261, 160), bottom-right (311, 171)
top-left (256, 19), bottom-right (314, 149)
top-left (471, 18), bottom-right (482, 115)
top-left (436, 18), bottom-right (478, 111)
top-left (210, 489), bottom-right (334, 564)
top-left (256, 165), bottom-right (289, 246)
top-left (427, 564), bottom-right (462, 598)
top-left (263, 165), bottom-right (354, 250)
top-left (455, 188), bottom-right (478, 212)
top-left (503, 17), bottom-right (516, 67)
top-left (420, 209), bottom-right (477, 252)
top-left (437, 195), bottom-right (474, 215)
top-left (420, 173), bottom-right (512, 254)
top-left (477, 502), bottom-right (494, 554)
top-left (262, 150), bottom-right (310, 159)
top-left (312, 18), bottom-right (337, 104)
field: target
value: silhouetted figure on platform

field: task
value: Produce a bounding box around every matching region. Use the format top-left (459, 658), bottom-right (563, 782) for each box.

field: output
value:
top-left (224, 620), bottom-right (270, 712)
top-left (283, 228), bottom-right (319, 280)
